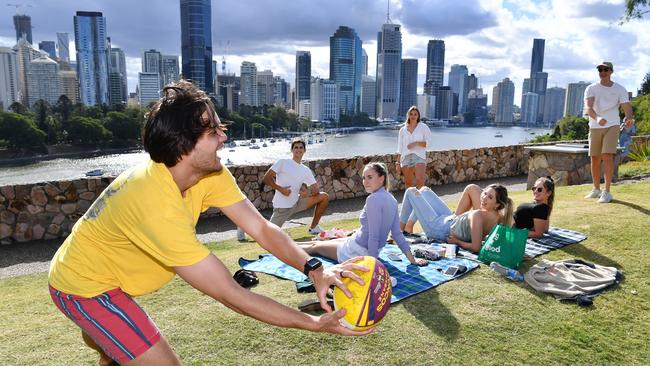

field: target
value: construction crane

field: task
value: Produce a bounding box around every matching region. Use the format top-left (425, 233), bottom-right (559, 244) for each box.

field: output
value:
top-left (221, 40), bottom-right (230, 74)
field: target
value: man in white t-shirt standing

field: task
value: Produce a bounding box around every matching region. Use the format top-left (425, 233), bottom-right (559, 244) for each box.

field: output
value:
top-left (583, 61), bottom-right (634, 203)
top-left (264, 138), bottom-right (329, 234)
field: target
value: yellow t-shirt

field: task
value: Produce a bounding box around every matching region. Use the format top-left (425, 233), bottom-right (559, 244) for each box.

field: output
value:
top-left (48, 160), bottom-right (246, 298)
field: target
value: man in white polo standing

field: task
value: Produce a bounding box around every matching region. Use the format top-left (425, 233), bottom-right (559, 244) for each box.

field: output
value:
top-left (264, 137), bottom-right (329, 234)
top-left (583, 61), bottom-right (634, 203)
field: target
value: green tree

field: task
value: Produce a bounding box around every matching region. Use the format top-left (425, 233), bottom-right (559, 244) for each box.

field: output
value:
top-left (621, 0), bottom-right (649, 23)
top-left (53, 95), bottom-right (73, 131)
top-left (0, 112), bottom-right (46, 151)
top-left (531, 115), bottom-right (589, 142)
top-left (632, 93), bottom-right (650, 135)
top-left (640, 71), bottom-right (650, 96)
top-left (67, 116), bottom-right (112, 145)
top-left (104, 111), bottom-right (142, 140)
top-left (9, 102), bottom-right (28, 115)
top-left (32, 99), bottom-right (50, 133)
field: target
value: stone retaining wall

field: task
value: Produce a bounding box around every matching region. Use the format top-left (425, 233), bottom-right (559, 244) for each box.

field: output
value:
top-left (1, 136), bottom-right (648, 245)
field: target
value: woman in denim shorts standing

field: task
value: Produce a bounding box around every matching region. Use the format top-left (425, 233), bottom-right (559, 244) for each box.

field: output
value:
top-left (396, 106), bottom-right (432, 232)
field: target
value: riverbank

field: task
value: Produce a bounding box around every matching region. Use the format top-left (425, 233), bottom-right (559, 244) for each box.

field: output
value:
top-left (0, 144), bottom-right (142, 168)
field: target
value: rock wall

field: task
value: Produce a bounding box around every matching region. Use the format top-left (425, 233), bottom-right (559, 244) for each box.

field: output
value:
top-left (1, 136), bottom-right (648, 245)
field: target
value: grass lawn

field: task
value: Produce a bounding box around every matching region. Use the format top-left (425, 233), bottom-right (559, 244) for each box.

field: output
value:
top-left (619, 160), bottom-right (650, 178)
top-left (1, 182), bottom-right (649, 365)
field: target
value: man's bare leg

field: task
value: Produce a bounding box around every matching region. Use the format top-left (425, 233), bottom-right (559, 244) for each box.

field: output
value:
top-left (590, 155), bottom-right (602, 190)
top-left (307, 192), bottom-right (329, 229)
top-left (602, 153), bottom-right (614, 192)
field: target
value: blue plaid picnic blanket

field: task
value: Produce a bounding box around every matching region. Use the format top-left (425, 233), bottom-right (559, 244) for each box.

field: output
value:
top-left (457, 227), bottom-right (587, 261)
top-left (238, 245), bottom-right (478, 303)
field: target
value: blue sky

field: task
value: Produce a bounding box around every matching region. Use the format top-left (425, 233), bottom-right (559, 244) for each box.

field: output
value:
top-left (1, 0), bottom-right (648, 104)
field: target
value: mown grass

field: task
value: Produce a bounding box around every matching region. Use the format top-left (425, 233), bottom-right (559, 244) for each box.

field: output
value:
top-left (619, 160), bottom-right (650, 178)
top-left (1, 182), bottom-right (649, 365)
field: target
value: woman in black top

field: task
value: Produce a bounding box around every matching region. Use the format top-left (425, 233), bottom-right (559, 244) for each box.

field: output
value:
top-left (514, 177), bottom-right (555, 238)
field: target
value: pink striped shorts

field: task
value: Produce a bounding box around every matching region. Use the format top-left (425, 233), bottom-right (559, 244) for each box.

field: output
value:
top-left (49, 285), bottom-right (161, 364)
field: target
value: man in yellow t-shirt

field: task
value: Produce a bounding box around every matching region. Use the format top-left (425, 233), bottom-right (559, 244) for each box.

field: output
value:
top-left (48, 80), bottom-right (372, 366)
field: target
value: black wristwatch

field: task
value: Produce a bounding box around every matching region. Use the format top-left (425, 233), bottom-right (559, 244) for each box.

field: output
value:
top-left (303, 257), bottom-right (323, 276)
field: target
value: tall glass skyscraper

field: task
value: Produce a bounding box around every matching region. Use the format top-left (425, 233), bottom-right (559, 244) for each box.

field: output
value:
top-left (180, 0), bottom-right (213, 94)
top-left (74, 11), bottom-right (110, 106)
top-left (530, 38), bottom-right (545, 76)
top-left (426, 40), bottom-right (445, 87)
top-left (330, 26), bottom-right (362, 115)
top-left (295, 51), bottom-right (311, 105)
top-left (57, 33), bottom-right (70, 62)
top-left (13, 15), bottom-right (32, 44)
top-left (376, 23), bottom-right (402, 121)
top-left (398, 58), bottom-right (418, 117)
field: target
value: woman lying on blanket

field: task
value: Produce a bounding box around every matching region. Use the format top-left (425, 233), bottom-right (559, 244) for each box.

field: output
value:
top-left (513, 176), bottom-right (555, 238)
top-left (300, 162), bottom-right (428, 266)
top-left (400, 183), bottom-right (513, 253)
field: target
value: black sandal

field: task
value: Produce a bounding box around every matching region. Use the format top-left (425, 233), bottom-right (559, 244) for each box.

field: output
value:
top-left (233, 269), bottom-right (259, 288)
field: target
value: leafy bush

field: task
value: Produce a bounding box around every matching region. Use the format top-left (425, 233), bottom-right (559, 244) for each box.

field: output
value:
top-left (0, 112), bottom-right (46, 150)
top-left (628, 140), bottom-right (650, 162)
top-left (67, 116), bottom-right (112, 145)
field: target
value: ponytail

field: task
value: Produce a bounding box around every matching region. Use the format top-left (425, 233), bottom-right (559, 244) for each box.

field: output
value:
top-left (501, 197), bottom-right (514, 226)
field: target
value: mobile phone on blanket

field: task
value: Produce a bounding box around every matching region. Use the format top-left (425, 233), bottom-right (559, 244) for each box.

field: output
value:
top-left (387, 253), bottom-right (403, 261)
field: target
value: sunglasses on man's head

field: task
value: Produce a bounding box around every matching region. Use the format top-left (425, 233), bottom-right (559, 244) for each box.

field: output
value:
top-left (597, 67), bottom-right (610, 72)
top-left (532, 187), bottom-right (544, 193)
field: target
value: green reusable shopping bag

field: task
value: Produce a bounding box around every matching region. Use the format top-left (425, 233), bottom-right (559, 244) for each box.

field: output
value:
top-left (478, 224), bottom-right (528, 269)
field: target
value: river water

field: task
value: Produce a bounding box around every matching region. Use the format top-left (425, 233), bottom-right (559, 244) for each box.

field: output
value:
top-left (0, 126), bottom-right (549, 185)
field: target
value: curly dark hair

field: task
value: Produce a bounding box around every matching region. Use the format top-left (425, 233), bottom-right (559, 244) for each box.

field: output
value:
top-left (142, 80), bottom-right (218, 167)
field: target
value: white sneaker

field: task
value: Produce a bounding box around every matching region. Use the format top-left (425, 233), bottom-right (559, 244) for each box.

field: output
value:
top-left (598, 191), bottom-right (613, 203)
top-left (584, 189), bottom-right (602, 199)
top-left (236, 227), bottom-right (246, 241)
top-left (308, 225), bottom-right (324, 235)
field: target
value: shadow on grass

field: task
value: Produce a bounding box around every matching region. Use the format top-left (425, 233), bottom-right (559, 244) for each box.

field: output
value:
top-left (400, 287), bottom-right (460, 341)
top-left (611, 199), bottom-right (650, 216)
top-left (560, 242), bottom-right (622, 269)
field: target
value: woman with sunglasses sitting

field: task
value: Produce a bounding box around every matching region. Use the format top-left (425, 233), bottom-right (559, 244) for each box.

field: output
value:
top-left (399, 183), bottom-right (513, 253)
top-left (513, 177), bottom-right (555, 238)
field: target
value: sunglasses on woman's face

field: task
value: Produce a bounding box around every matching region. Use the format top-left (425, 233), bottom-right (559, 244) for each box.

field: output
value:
top-left (597, 67), bottom-right (610, 72)
top-left (532, 187), bottom-right (544, 193)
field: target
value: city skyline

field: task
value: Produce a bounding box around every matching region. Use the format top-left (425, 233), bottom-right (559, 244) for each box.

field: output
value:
top-left (0, 0), bottom-right (648, 105)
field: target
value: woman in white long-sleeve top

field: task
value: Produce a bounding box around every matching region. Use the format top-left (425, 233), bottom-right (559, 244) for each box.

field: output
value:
top-left (395, 106), bottom-right (432, 189)
top-left (300, 162), bottom-right (427, 266)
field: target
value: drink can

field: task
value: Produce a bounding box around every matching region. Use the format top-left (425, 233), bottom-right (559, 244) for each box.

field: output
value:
top-left (445, 244), bottom-right (457, 258)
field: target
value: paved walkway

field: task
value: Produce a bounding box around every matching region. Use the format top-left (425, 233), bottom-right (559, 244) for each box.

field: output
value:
top-left (0, 175), bottom-right (529, 279)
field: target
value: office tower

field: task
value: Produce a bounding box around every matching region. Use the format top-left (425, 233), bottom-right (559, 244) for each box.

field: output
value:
top-left (257, 69), bottom-right (274, 106)
top-left (398, 58), bottom-right (418, 117)
top-left (448, 64), bottom-right (468, 113)
top-left (142, 49), bottom-right (162, 74)
top-left (361, 75), bottom-right (376, 118)
top-left (273, 76), bottom-right (288, 106)
top-left (311, 77), bottom-right (339, 123)
top-left (59, 69), bottom-right (79, 104)
top-left (437, 86), bottom-right (454, 120)
top-left (13, 15), bottom-right (32, 44)
top-left (466, 89), bottom-right (488, 124)
top-left (298, 100), bottom-right (311, 119)
top-left (527, 38), bottom-right (547, 122)
top-left (530, 38), bottom-right (545, 75)
top-left (57, 33), bottom-right (70, 62)
top-left (467, 73), bottom-right (478, 93)
top-left (240, 61), bottom-right (258, 106)
top-left (180, 0), bottom-right (213, 93)
top-left (138, 72), bottom-right (160, 106)
top-left (376, 23), bottom-right (402, 121)
top-left (417, 94), bottom-right (436, 120)
top-left (493, 77), bottom-right (515, 124)
top-left (295, 51), bottom-right (311, 104)
top-left (362, 48), bottom-right (368, 76)
top-left (543, 86), bottom-right (566, 125)
top-left (564, 81), bottom-right (589, 117)
top-left (330, 26), bottom-right (362, 115)
top-left (109, 47), bottom-right (127, 105)
top-left (530, 71), bottom-right (548, 122)
top-left (218, 84), bottom-right (238, 111)
top-left (13, 38), bottom-right (41, 105)
top-left (39, 41), bottom-right (57, 59)
top-left (0, 47), bottom-right (20, 110)
top-left (425, 40), bottom-right (445, 87)
top-left (521, 92), bottom-right (539, 126)
top-left (161, 55), bottom-right (180, 87)
top-left (27, 55), bottom-right (61, 106)
top-left (74, 11), bottom-right (110, 106)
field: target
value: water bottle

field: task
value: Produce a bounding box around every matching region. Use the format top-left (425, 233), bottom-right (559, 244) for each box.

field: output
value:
top-left (489, 262), bottom-right (524, 282)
